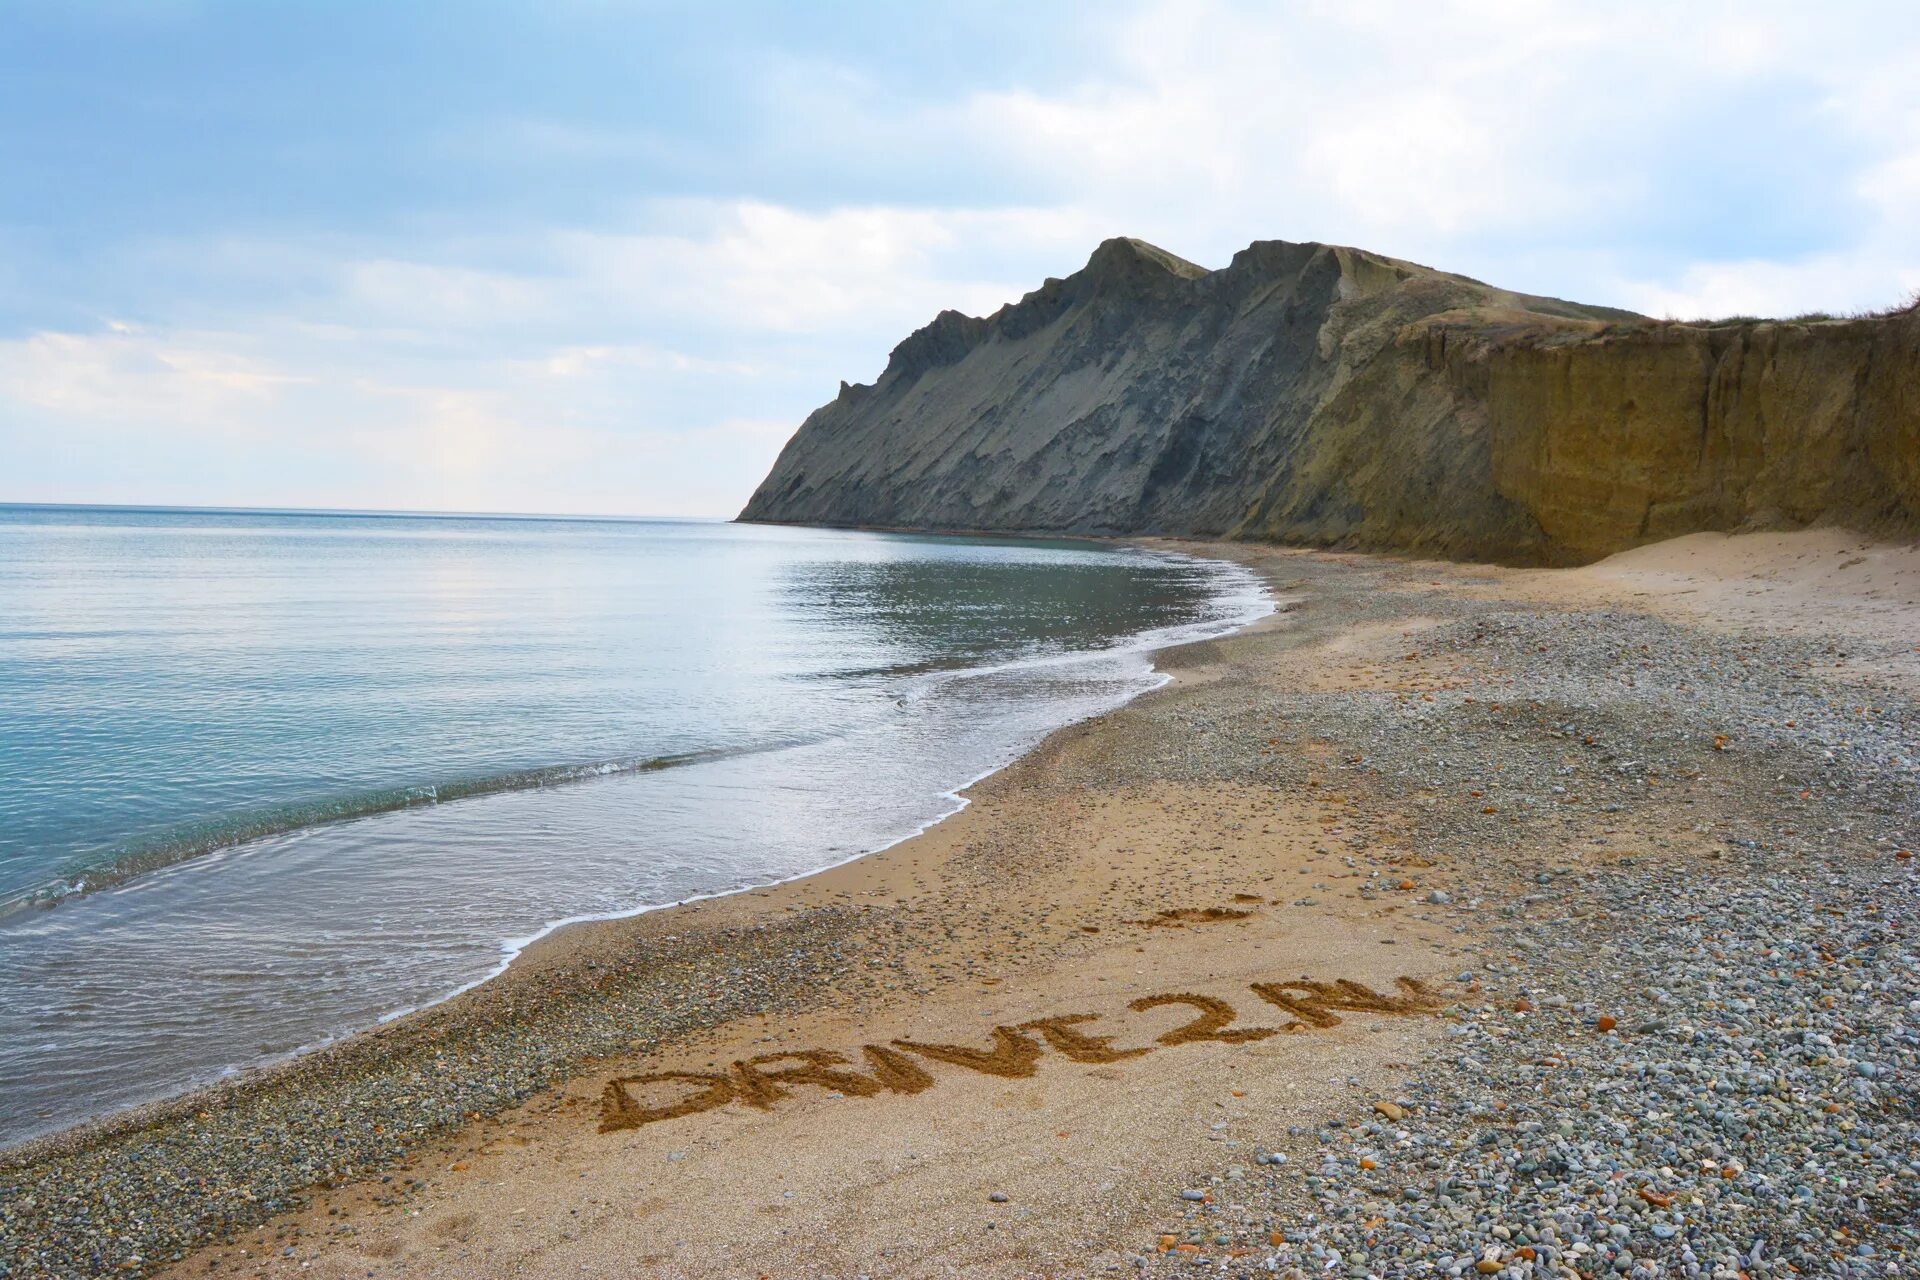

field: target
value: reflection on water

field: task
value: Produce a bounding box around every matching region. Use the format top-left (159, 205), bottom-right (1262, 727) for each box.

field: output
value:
top-left (773, 547), bottom-right (1215, 678)
top-left (0, 507), bottom-right (1268, 1146)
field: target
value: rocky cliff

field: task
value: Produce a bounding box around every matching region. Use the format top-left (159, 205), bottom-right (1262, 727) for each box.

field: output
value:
top-left (738, 237), bottom-right (1919, 564)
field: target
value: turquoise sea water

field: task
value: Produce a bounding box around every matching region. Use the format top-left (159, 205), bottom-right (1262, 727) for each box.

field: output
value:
top-left (0, 505), bottom-right (1267, 1146)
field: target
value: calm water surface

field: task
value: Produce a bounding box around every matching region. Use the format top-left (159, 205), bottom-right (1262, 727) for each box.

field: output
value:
top-left (0, 506), bottom-right (1267, 1145)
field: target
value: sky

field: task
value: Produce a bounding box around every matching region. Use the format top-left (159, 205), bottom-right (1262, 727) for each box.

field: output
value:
top-left (2, 1), bottom-right (1918, 517)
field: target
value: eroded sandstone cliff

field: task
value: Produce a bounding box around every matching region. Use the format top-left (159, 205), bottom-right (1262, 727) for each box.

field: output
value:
top-left (739, 237), bottom-right (1918, 563)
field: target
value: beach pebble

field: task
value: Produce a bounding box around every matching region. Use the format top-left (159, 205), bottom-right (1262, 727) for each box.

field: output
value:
top-left (1132, 592), bottom-right (1920, 1280)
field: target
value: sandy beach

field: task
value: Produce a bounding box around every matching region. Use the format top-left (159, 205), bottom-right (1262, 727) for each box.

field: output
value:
top-left (4, 531), bottom-right (1917, 1279)
top-left (10, 6), bottom-right (1918, 1278)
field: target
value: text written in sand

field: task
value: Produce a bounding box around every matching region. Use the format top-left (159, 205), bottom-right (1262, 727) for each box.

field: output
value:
top-left (600, 976), bottom-right (1441, 1132)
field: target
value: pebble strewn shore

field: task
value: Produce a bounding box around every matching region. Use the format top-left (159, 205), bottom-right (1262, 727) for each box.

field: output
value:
top-left (1136, 582), bottom-right (1918, 1277)
top-left (1145, 853), bottom-right (1917, 1278)
top-left (0, 910), bottom-right (881, 1278)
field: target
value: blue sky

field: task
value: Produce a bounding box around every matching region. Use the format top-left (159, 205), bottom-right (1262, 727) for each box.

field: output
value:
top-left (3, 1), bottom-right (1917, 516)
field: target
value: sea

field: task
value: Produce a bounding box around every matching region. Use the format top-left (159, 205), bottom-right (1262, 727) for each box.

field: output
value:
top-left (0, 505), bottom-right (1269, 1147)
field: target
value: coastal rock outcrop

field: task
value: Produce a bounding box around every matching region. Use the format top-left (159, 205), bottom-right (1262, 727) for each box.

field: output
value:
top-left (739, 237), bottom-right (1919, 563)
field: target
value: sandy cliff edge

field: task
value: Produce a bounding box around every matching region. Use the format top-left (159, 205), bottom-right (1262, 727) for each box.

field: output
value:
top-left (742, 238), bottom-right (1920, 564)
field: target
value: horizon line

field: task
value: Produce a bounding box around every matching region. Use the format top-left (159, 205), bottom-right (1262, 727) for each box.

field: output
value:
top-left (0, 500), bottom-right (737, 524)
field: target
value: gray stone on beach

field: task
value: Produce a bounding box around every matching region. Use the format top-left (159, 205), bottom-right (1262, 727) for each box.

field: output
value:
top-left (1134, 580), bottom-right (1920, 1279)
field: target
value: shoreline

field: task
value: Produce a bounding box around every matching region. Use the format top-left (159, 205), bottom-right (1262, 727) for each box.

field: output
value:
top-left (4, 530), bottom-right (1916, 1279)
top-left (364, 545), bottom-right (1274, 1054)
top-left (0, 539), bottom-right (1267, 1157)
top-left (2, 535), bottom-right (1262, 926)
top-left (0, 542), bottom-right (1271, 1158)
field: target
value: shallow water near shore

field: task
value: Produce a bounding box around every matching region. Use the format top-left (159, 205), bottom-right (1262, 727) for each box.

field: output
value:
top-left (0, 506), bottom-right (1267, 1147)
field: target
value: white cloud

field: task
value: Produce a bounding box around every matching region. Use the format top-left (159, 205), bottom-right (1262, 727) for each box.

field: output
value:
top-left (0, 316), bottom-right (800, 516)
top-left (529, 343), bottom-right (761, 380)
top-left (0, 198), bottom-right (1095, 513)
top-left (341, 259), bottom-right (560, 331)
top-left (1622, 255), bottom-right (1920, 324)
top-left (8, 0), bottom-right (1920, 512)
top-left (0, 326), bottom-right (307, 426)
top-left (953, 0), bottom-right (1634, 249)
top-left (941, 0), bottom-right (1920, 313)
top-left (545, 200), bottom-right (1095, 335)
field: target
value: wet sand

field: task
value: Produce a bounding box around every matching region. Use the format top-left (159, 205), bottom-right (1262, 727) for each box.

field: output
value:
top-left (5, 531), bottom-right (1916, 1279)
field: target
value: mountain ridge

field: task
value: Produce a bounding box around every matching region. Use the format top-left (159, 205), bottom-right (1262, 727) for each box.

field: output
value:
top-left (741, 237), bottom-right (1919, 564)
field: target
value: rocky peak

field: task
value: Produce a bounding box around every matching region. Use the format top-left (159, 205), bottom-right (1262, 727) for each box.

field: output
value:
top-left (878, 308), bottom-right (991, 388)
top-left (1082, 236), bottom-right (1210, 283)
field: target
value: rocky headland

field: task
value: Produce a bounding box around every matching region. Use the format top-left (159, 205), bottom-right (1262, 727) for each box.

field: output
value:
top-left (741, 238), bottom-right (1918, 564)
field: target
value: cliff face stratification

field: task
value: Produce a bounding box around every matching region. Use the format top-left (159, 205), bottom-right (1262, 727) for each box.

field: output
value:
top-left (739, 237), bottom-right (1920, 563)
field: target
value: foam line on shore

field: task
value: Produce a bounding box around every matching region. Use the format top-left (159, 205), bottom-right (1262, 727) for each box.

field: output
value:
top-left (0, 546), bottom-right (1272, 1149)
top-left (368, 547), bottom-right (1274, 1032)
top-left (0, 743), bottom-right (812, 921)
